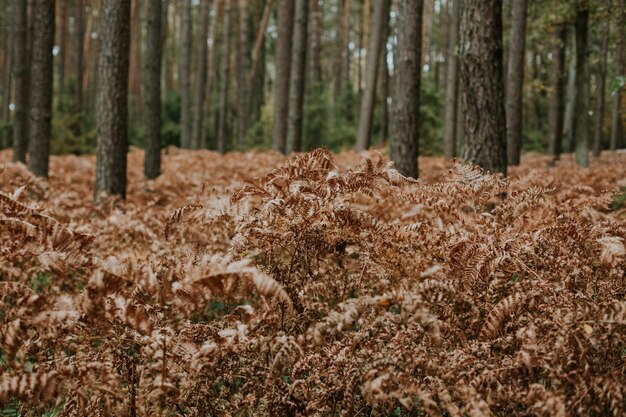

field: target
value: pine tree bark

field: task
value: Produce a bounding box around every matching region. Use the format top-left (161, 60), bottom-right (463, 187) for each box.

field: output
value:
top-left (378, 14), bottom-right (390, 145)
top-left (548, 25), bottom-right (566, 163)
top-left (27, 0), bottom-right (55, 178)
top-left (574, 8), bottom-right (589, 167)
top-left (202, 0), bottom-right (220, 149)
top-left (12, 0), bottom-right (29, 163)
top-left (309, 0), bottom-right (322, 86)
top-left (286, 0), bottom-right (309, 153)
top-left (217, 0), bottom-right (232, 153)
top-left (144, 0), bottom-right (162, 179)
top-left (390, 0), bottom-right (423, 178)
top-left (74, 0), bottom-right (84, 128)
top-left (563, 30), bottom-right (577, 153)
top-left (505, 0), bottom-right (527, 166)
top-left (610, 0), bottom-right (624, 150)
top-left (95, 0), bottom-right (131, 201)
top-left (272, 0), bottom-right (294, 153)
top-left (459, 0), bottom-right (507, 176)
top-left (191, 0), bottom-right (211, 150)
top-left (443, 0), bottom-right (461, 159)
top-left (1, 0), bottom-right (12, 149)
top-left (355, 0), bottom-right (389, 151)
top-left (593, 21), bottom-right (609, 158)
top-left (236, 0), bottom-right (250, 147)
top-left (179, 0), bottom-right (192, 148)
top-left (56, 0), bottom-right (67, 105)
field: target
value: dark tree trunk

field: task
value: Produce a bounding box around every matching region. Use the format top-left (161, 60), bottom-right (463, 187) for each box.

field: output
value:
top-left (378, 13), bottom-right (390, 145)
top-left (390, 0), bottom-right (423, 178)
top-left (272, 0), bottom-right (294, 153)
top-left (610, 0), bottom-right (624, 150)
top-left (443, 0), bottom-right (461, 159)
top-left (236, 0), bottom-right (250, 147)
top-left (191, 0), bottom-right (211, 150)
top-left (460, 0), bottom-right (507, 176)
top-left (355, 0), bottom-right (389, 151)
top-left (12, 0), bottom-right (29, 163)
top-left (563, 30), bottom-right (576, 153)
top-left (574, 8), bottom-right (589, 167)
top-left (1, 0), bottom-right (12, 149)
top-left (286, 0), bottom-right (309, 153)
top-left (203, 0), bottom-right (220, 149)
top-left (548, 25), bottom-right (567, 163)
top-left (505, 0), bottom-right (527, 166)
top-left (179, 0), bottom-right (192, 148)
top-left (95, 0), bottom-right (131, 201)
top-left (74, 0), bottom-right (84, 134)
top-left (144, 0), bottom-right (163, 179)
top-left (217, 0), bottom-right (232, 153)
top-left (27, 0), bottom-right (55, 178)
top-left (593, 20), bottom-right (609, 158)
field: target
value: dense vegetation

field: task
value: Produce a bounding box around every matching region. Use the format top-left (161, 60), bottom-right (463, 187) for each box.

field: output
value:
top-left (1, 148), bottom-right (624, 416)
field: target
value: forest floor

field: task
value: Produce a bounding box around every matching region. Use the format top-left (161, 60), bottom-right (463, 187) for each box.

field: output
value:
top-left (1, 148), bottom-right (625, 416)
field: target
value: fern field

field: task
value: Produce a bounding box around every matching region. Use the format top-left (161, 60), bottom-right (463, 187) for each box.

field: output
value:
top-left (0, 148), bottom-right (625, 417)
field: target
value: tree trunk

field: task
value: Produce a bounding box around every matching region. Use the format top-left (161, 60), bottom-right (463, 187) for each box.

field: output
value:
top-left (341, 0), bottom-right (351, 95)
top-left (378, 13), bottom-right (390, 145)
top-left (74, 0), bottom-right (84, 134)
top-left (355, 0), bottom-right (389, 151)
top-left (12, 0), bottom-right (29, 163)
top-left (610, 0), bottom-right (624, 150)
top-left (217, 0), bottom-right (232, 153)
top-left (574, 8), bottom-right (589, 167)
top-left (548, 25), bottom-right (566, 163)
top-left (191, 0), bottom-right (211, 150)
top-left (95, 0), bottom-right (131, 201)
top-left (203, 0), bottom-right (220, 149)
top-left (443, 0), bottom-right (461, 159)
top-left (1, 0), bottom-right (12, 149)
top-left (236, 0), bottom-right (250, 147)
top-left (56, 0), bottom-right (67, 106)
top-left (286, 0), bottom-right (309, 153)
top-left (309, 0), bottom-right (322, 86)
top-left (505, 0), bottom-right (526, 166)
top-left (563, 29), bottom-right (576, 153)
top-left (144, 0), bottom-right (162, 179)
top-left (27, 0), bottom-right (54, 178)
top-left (460, 0), bottom-right (507, 176)
top-left (390, 0), bottom-right (423, 178)
top-left (272, 0), bottom-right (294, 153)
top-left (179, 0), bottom-right (192, 148)
top-left (593, 20), bottom-right (609, 158)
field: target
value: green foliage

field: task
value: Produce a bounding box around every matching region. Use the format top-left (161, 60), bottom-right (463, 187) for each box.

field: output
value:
top-left (50, 112), bottom-right (95, 155)
top-left (418, 76), bottom-right (444, 156)
top-left (245, 99), bottom-right (273, 150)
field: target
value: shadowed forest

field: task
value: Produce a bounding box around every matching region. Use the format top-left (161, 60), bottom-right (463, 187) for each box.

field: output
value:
top-left (0, 0), bottom-right (625, 416)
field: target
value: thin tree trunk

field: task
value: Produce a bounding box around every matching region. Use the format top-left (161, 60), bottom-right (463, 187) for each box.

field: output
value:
top-left (56, 0), bottom-right (67, 108)
top-left (355, 0), bottom-right (389, 151)
top-left (248, 0), bottom-right (271, 85)
top-left (341, 0), bottom-right (351, 95)
top-left (593, 20), bottom-right (609, 158)
top-left (1, 0), bottom-right (13, 149)
top-left (505, 0), bottom-right (527, 166)
top-left (27, 0), bottom-right (55, 178)
top-left (203, 0), bottom-right (220, 149)
top-left (236, 0), bottom-right (250, 147)
top-left (460, 0), bottom-right (507, 176)
top-left (563, 29), bottom-right (576, 153)
top-left (548, 25), bottom-right (566, 163)
top-left (12, 0), bottom-right (29, 163)
top-left (574, 8), bottom-right (589, 167)
top-left (144, 0), bottom-right (162, 179)
top-left (272, 0), bottom-right (294, 153)
top-left (286, 0), bottom-right (309, 153)
top-left (74, 0), bottom-right (84, 132)
top-left (95, 0), bottom-right (131, 201)
top-left (610, 0), bottom-right (624, 150)
top-left (309, 0), bottom-right (322, 86)
top-left (191, 0), bottom-right (211, 150)
top-left (179, 0), bottom-right (192, 148)
top-left (378, 14), bottom-right (390, 145)
top-left (443, 0), bottom-right (461, 159)
top-left (390, 0), bottom-right (423, 178)
top-left (217, 0), bottom-right (232, 153)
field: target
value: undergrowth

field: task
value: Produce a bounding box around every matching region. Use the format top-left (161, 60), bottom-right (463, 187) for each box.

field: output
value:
top-left (0, 148), bottom-right (624, 416)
